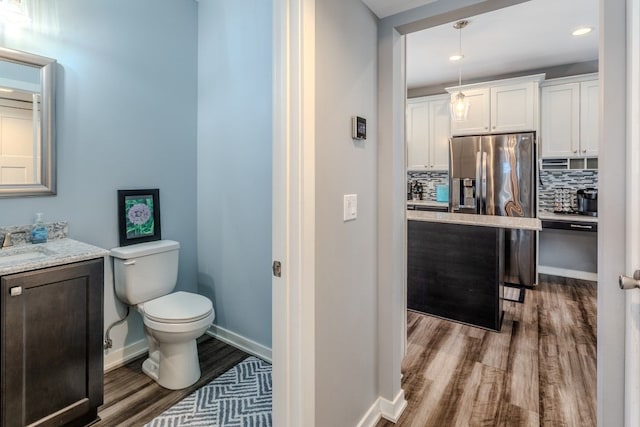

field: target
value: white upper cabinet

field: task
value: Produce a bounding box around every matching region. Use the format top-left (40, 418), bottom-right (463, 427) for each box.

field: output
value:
top-left (540, 75), bottom-right (599, 158)
top-left (406, 94), bottom-right (450, 171)
top-left (447, 75), bottom-right (542, 136)
top-left (449, 88), bottom-right (490, 136)
top-left (580, 79), bottom-right (599, 156)
top-left (490, 82), bottom-right (537, 133)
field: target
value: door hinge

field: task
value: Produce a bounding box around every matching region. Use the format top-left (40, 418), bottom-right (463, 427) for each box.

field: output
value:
top-left (272, 260), bottom-right (282, 278)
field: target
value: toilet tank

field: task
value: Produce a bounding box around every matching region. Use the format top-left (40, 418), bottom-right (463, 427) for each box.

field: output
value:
top-left (110, 240), bottom-right (180, 305)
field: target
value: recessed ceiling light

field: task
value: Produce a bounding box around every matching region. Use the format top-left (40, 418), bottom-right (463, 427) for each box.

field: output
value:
top-left (572, 27), bottom-right (593, 36)
top-left (449, 54), bottom-right (464, 61)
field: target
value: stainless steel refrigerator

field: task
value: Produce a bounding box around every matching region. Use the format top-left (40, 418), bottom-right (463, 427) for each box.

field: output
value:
top-left (449, 132), bottom-right (536, 287)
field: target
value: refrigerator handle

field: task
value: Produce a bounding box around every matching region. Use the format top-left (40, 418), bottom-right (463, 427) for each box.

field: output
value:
top-left (475, 151), bottom-right (482, 214)
top-left (482, 152), bottom-right (488, 215)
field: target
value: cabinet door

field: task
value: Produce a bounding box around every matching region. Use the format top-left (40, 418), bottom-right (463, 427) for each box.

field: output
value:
top-left (541, 83), bottom-right (580, 157)
top-left (428, 96), bottom-right (451, 170)
top-left (580, 79), bottom-right (599, 156)
top-left (450, 88), bottom-right (490, 136)
top-left (491, 82), bottom-right (537, 133)
top-left (406, 99), bottom-right (429, 170)
top-left (1, 259), bottom-right (104, 427)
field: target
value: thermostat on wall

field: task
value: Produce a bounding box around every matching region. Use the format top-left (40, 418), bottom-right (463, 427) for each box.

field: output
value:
top-left (352, 116), bottom-right (366, 140)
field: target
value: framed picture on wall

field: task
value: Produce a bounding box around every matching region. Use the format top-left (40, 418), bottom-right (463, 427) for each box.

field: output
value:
top-left (117, 189), bottom-right (161, 246)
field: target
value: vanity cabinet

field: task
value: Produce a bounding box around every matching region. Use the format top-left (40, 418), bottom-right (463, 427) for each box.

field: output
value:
top-left (406, 94), bottom-right (451, 171)
top-left (448, 75), bottom-right (543, 136)
top-left (540, 75), bottom-right (599, 158)
top-left (1, 258), bottom-right (104, 427)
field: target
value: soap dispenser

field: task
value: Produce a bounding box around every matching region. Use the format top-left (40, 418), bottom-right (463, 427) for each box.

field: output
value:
top-left (31, 212), bottom-right (48, 244)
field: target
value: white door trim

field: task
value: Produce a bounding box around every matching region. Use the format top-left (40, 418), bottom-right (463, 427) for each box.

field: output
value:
top-left (625, 0), bottom-right (640, 425)
top-left (272, 0), bottom-right (316, 426)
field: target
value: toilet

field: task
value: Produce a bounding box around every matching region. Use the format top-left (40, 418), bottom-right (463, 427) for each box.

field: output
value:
top-left (110, 240), bottom-right (215, 390)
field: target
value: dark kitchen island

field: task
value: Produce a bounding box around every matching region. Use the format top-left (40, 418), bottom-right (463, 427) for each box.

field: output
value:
top-left (407, 211), bottom-right (541, 331)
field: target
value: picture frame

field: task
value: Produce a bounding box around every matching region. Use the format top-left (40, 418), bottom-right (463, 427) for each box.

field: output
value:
top-left (117, 189), bottom-right (161, 246)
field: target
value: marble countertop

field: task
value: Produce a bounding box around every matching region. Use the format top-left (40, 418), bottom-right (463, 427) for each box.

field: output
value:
top-left (406, 200), bottom-right (449, 208)
top-left (0, 238), bottom-right (109, 276)
top-left (407, 211), bottom-right (542, 231)
top-left (538, 211), bottom-right (598, 223)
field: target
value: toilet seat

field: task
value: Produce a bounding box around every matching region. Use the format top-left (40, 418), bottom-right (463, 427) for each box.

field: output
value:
top-left (139, 291), bottom-right (214, 326)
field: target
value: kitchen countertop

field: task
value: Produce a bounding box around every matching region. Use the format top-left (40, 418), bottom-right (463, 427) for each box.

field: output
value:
top-left (538, 211), bottom-right (598, 223)
top-left (0, 238), bottom-right (109, 276)
top-left (407, 211), bottom-right (542, 231)
top-left (407, 200), bottom-right (449, 208)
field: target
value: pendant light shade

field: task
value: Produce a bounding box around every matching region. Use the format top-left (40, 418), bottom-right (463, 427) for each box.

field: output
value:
top-left (451, 91), bottom-right (470, 121)
top-left (450, 20), bottom-right (470, 121)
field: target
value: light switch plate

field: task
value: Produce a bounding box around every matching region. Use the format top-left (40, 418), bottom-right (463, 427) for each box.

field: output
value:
top-left (344, 194), bottom-right (357, 221)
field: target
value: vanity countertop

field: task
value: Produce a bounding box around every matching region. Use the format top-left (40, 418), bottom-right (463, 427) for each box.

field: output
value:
top-left (0, 238), bottom-right (109, 276)
top-left (407, 211), bottom-right (542, 231)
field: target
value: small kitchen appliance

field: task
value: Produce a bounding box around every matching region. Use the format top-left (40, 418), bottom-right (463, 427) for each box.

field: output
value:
top-left (577, 188), bottom-right (598, 217)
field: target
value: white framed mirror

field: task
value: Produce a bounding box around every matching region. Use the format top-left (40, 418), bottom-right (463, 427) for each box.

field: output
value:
top-left (0, 46), bottom-right (55, 197)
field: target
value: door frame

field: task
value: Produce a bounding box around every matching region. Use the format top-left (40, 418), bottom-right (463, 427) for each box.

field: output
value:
top-left (625, 0), bottom-right (640, 424)
top-left (272, 0), bottom-right (316, 426)
top-left (378, 0), bottom-right (628, 425)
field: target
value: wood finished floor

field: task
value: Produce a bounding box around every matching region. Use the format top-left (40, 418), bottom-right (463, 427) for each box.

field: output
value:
top-left (377, 274), bottom-right (596, 427)
top-left (95, 336), bottom-right (249, 426)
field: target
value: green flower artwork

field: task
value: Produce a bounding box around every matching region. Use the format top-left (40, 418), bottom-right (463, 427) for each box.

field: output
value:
top-left (125, 196), bottom-right (154, 238)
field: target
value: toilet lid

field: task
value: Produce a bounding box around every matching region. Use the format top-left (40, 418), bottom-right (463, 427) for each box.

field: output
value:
top-left (141, 291), bottom-right (213, 324)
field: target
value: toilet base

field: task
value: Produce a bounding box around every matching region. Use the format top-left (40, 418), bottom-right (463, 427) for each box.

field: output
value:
top-left (142, 340), bottom-right (202, 390)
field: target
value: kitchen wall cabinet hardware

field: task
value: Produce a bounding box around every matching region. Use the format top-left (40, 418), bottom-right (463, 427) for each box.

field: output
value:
top-left (540, 74), bottom-right (599, 158)
top-left (406, 94), bottom-right (450, 171)
top-left (1, 258), bottom-right (104, 427)
top-left (446, 74), bottom-right (544, 136)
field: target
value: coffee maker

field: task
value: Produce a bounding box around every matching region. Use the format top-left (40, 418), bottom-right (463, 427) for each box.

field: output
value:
top-left (577, 188), bottom-right (598, 216)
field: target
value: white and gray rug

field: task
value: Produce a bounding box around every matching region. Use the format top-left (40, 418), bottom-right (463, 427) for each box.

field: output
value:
top-left (144, 356), bottom-right (272, 427)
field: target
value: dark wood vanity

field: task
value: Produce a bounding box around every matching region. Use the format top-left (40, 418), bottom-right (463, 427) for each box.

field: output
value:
top-left (1, 258), bottom-right (104, 427)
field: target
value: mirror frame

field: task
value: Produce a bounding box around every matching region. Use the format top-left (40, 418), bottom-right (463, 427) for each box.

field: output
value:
top-left (0, 47), bottom-right (56, 198)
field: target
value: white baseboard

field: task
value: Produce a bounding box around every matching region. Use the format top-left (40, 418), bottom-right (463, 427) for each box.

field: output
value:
top-left (206, 325), bottom-right (272, 363)
top-left (104, 339), bottom-right (148, 372)
top-left (379, 389), bottom-right (408, 423)
top-left (356, 389), bottom-right (407, 427)
top-left (356, 400), bottom-right (382, 427)
top-left (538, 265), bottom-right (598, 282)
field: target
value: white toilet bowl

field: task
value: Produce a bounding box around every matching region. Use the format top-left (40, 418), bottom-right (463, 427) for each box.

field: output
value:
top-left (138, 291), bottom-right (215, 390)
top-left (110, 240), bottom-right (215, 390)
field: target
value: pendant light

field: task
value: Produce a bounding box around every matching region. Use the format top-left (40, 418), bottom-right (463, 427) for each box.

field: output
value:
top-left (450, 20), bottom-right (470, 121)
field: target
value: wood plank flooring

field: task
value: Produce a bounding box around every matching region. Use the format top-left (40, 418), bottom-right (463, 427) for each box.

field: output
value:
top-left (377, 274), bottom-right (596, 427)
top-left (95, 336), bottom-right (249, 426)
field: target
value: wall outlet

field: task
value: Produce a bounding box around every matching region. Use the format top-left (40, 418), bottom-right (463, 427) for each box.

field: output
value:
top-left (343, 194), bottom-right (357, 221)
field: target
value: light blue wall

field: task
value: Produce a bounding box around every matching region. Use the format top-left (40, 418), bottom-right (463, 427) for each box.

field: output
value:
top-left (0, 1), bottom-right (198, 353)
top-left (197, 0), bottom-right (272, 348)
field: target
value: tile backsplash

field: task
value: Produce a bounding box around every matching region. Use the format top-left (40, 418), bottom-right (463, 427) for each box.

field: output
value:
top-left (408, 169), bottom-right (598, 211)
top-left (408, 170), bottom-right (448, 201)
top-left (538, 169), bottom-right (598, 212)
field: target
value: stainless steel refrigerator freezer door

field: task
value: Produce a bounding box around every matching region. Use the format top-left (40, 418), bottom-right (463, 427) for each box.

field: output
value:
top-left (481, 133), bottom-right (535, 217)
top-left (449, 135), bottom-right (482, 213)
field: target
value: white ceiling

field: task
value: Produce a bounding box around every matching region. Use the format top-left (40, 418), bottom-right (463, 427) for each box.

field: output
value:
top-left (405, 0), bottom-right (599, 89)
top-left (360, 0), bottom-right (435, 19)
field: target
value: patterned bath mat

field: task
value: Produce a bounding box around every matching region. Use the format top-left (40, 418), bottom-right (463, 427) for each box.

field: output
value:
top-left (144, 356), bottom-right (272, 427)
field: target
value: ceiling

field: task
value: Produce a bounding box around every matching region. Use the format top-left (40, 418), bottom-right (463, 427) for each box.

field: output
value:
top-left (360, 0), bottom-right (435, 19)
top-left (405, 0), bottom-right (599, 89)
